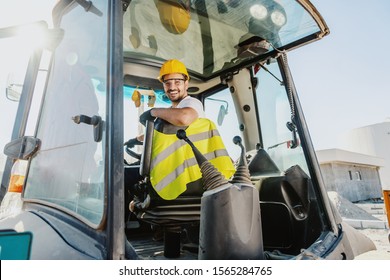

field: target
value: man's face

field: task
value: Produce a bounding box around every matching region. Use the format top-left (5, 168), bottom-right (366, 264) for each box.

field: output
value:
top-left (162, 73), bottom-right (188, 104)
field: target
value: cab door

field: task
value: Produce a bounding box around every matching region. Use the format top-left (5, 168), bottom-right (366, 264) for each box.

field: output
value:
top-left (15, 0), bottom-right (124, 259)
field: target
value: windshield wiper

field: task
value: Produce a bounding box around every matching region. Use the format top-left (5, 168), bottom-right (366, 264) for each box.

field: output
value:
top-left (259, 63), bottom-right (284, 86)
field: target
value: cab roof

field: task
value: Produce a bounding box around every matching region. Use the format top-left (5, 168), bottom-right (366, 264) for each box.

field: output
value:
top-left (123, 0), bottom-right (329, 81)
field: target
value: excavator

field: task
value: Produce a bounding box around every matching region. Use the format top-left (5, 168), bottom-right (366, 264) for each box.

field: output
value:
top-left (0, 0), bottom-right (378, 259)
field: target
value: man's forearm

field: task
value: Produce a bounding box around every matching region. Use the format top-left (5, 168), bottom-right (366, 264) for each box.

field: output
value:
top-left (151, 107), bottom-right (198, 126)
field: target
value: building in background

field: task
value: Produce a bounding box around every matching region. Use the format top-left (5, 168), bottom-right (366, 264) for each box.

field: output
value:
top-left (316, 149), bottom-right (384, 202)
top-left (340, 119), bottom-right (390, 191)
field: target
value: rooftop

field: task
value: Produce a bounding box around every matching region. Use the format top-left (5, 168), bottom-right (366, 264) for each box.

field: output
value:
top-left (316, 148), bottom-right (385, 167)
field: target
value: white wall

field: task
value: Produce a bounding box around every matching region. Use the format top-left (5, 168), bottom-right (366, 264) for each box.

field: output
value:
top-left (341, 120), bottom-right (390, 190)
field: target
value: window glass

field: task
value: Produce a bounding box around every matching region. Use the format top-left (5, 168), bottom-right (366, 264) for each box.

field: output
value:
top-left (24, 50), bottom-right (51, 136)
top-left (356, 171), bottom-right (362, 181)
top-left (205, 89), bottom-right (241, 161)
top-left (123, 86), bottom-right (169, 164)
top-left (255, 62), bottom-right (309, 174)
top-left (24, 2), bottom-right (108, 226)
top-left (123, 0), bottom-right (322, 79)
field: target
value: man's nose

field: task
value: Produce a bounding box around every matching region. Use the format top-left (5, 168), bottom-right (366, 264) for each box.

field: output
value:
top-left (166, 83), bottom-right (177, 90)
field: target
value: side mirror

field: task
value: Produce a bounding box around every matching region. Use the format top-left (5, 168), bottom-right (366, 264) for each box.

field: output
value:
top-left (206, 97), bottom-right (229, 126)
top-left (3, 136), bottom-right (41, 160)
top-left (217, 104), bottom-right (228, 126)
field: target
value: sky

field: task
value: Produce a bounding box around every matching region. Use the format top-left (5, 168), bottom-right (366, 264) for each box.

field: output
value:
top-left (1, 0), bottom-right (389, 151)
top-left (288, 0), bottom-right (390, 150)
top-left (0, 1), bottom-right (54, 27)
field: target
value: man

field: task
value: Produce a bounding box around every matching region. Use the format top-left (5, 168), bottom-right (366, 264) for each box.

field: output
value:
top-left (129, 59), bottom-right (234, 203)
top-left (127, 59), bottom-right (204, 146)
top-left (142, 59), bottom-right (205, 125)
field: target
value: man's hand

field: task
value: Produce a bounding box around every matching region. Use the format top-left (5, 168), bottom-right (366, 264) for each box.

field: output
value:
top-left (139, 109), bottom-right (156, 126)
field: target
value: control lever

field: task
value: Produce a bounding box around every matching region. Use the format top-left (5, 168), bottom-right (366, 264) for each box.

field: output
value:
top-left (176, 129), bottom-right (229, 190)
top-left (231, 136), bottom-right (251, 184)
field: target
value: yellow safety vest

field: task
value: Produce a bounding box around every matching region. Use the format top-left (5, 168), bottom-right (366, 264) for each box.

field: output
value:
top-left (150, 118), bottom-right (235, 200)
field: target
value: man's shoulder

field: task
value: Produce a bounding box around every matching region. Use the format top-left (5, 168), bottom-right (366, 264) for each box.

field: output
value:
top-left (183, 95), bottom-right (202, 103)
top-left (179, 96), bottom-right (205, 117)
top-left (184, 95), bottom-right (199, 101)
top-left (179, 95), bottom-right (201, 105)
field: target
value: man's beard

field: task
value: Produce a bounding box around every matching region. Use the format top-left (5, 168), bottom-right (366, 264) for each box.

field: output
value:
top-left (167, 90), bottom-right (185, 103)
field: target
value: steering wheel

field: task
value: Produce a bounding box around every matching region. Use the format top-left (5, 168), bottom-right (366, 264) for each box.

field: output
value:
top-left (124, 139), bottom-right (142, 161)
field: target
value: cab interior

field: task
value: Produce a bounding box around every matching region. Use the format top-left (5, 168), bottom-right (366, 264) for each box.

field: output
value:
top-left (121, 59), bottom-right (324, 260)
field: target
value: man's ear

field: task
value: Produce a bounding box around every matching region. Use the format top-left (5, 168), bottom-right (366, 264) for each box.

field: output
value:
top-left (184, 80), bottom-right (189, 91)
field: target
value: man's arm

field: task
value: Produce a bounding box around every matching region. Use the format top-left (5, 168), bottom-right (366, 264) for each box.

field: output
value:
top-left (133, 107), bottom-right (195, 143)
top-left (151, 107), bottom-right (198, 126)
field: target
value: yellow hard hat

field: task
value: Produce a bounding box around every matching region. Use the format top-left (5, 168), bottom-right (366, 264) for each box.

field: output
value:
top-left (158, 59), bottom-right (190, 82)
top-left (156, 0), bottom-right (190, 35)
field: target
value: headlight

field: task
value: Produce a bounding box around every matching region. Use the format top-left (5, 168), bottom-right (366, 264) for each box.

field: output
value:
top-left (250, 4), bottom-right (268, 20)
top-left (271, 10), bottom-right (286, 26)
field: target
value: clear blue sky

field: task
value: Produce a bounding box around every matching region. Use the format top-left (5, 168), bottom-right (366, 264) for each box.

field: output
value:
top-left (289, 0), bottom-right (390, 150)
top-left (2, 0), bottom-right (389, 151)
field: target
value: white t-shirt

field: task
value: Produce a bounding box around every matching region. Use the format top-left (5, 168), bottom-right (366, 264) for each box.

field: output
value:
top-left (176, 96), bottom-right (205, 118)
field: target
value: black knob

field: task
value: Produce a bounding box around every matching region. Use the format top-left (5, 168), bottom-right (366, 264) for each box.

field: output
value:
top-left (233, 135), bottom-right (242, 145)
top-left (176, 129), bottom-right (187, 140)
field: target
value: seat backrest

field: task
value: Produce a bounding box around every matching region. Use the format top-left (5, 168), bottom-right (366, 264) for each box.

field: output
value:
top-left (139, 120), bottom-right (156, 178)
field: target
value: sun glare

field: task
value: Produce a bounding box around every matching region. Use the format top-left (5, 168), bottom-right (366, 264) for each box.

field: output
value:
top-left (14, 23), bottom-right (48, 52)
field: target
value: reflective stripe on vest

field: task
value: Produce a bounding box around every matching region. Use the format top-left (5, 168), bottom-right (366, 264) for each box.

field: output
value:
top-left (150, 118), bottom-right (235, 200)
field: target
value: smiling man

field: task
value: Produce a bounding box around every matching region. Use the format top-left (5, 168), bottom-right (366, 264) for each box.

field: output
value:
top-left (139, 59), bottom-right (205, 127)
top-left (128, 59), bottom-right (234, 202)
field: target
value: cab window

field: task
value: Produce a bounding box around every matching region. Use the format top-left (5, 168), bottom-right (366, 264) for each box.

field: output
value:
top-left (23, 2), bottom-right (108, 226)
top-left (204, 89), bottom-right (241, 161)
top-left (123, 86), bottom-right (169, 164)
top-left (255, 62), bottom-right (309, 174)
